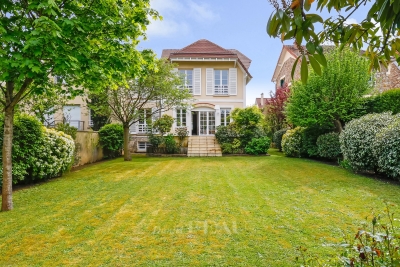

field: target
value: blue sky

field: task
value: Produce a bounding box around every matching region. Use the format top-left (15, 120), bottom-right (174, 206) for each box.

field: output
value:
top-left (138, 0), bottom-right (371, 106)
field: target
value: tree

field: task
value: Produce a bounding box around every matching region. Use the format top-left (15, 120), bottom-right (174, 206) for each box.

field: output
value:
top-left (0, 0), bottom-right (159, 211)
top-left (264, 83), bottom-right (290, 135)
top-left (285, 48), bottom-right (372, 132)
top-left (267, 0), bottom-right (400, 83)
top-left (91, 58), bottom-right (192, 161)
top-left (86, 94), bottom-right (111, 131)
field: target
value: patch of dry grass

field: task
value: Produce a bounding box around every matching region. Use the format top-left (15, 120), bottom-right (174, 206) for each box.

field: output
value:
top-left (1, 150), bottom-right (400, 266)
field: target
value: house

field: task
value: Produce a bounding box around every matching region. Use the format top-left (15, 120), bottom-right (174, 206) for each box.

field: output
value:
top-left (271, 44), bottom-right (400, 92)
top-left (129, 39), bottom-right (253, 153)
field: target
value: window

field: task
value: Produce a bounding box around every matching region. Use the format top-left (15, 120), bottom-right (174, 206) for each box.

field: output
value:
top-left (176, 109), bottom-right (186, 127)
top-left (214, 70), bottom-right (228, 95)
top-left (220, 108), bottom-right (231, 126)
top-left (137, 142), bottom-right (151, 152)
top-left (138, 108), bottom-right (152, 133)
top-left (179, 70), bottom-right (193, 93)
top-left (280, 77), bottom-right (285, 88)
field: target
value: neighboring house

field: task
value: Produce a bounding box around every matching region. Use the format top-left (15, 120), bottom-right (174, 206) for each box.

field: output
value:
top-left (129, 39), bottom-right (253, 152)
top-left (271, 44), bottom-right (400, 92)
top-left (255, 93), bottom-right (271, 109)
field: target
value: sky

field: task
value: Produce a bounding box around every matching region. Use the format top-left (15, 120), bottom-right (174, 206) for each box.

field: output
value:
top-left (138, 0), bottom-right (372, 106)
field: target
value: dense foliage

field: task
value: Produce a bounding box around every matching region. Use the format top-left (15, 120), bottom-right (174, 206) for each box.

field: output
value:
top-left (373, 119), bottom-right (400, 179)
top-left (273, 128), bottom-right (288, 152)
top-left (267, 0), bottom-right (400, 83)
top-left (264, 84), bottom-right (290, 135)
top-left (371, 88), bottom-right (400, 115)
top-left (0, 115), bottom-right (74, 185)
top-left (340, 113), bottom-right (397, 172)
top-left (98, 124), bottom-right (124, 158)
top-left (285, 48), bottom-right (371, 132)
top-left (164, 134), bottom-right (179, 154)
top-left (153, 114), bottom-right (174, 136)
top-left (244, 137), bottom-right (271, 155)
top-left (316, 132), bottom-right (342, 160)
top-left (215, 125), bottom-right (238, 145)
top-left (55, 123), bottom-right (78, 140)
top-left (282, 127), bottom-right (305, 157)
top-left (175, 126), bottom-right (188, 147)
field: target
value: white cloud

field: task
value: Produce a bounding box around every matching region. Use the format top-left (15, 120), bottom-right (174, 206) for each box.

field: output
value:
top-left (344, 18), bottom-right (358, 25)
top-left (188, 1), bottom-right (219, 22)
top-left (147, 0), bottom-right (219, 38)
top-left (146, 18), bottom-right (189, 37)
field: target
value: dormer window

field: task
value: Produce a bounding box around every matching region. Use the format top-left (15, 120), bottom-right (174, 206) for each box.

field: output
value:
top-left (179, 70), bottom-right (193, 93)
top-left (214, 70), bottom-right (229, 95)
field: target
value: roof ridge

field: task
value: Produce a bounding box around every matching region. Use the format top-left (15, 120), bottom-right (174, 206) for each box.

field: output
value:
top-left (173, 39), bottom-right (235, 55)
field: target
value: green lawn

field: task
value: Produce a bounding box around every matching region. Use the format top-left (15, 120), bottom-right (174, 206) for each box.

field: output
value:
top-left (1, 150), bottom-right (400, 266)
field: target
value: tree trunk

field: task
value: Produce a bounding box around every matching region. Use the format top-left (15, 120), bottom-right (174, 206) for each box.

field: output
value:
top-left (123, 124), bottom-right (132, 161)
top-left (2, 106), bottom-right (14, 211)
top-left (334, 119), bottom-right (343, 133)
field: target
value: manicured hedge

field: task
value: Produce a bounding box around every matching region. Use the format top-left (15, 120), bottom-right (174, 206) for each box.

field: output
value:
top-left (317, 132), bottom-right (341, 160)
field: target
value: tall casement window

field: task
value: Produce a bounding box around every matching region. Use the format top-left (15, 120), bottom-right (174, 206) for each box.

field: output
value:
top-left (138, 108), bottom-right (152, 133)
top-left (214, 70), bottom-right (229, 95)
top-left (179, 70), bottom-right (193, 93)
top-left (220, 108), bottom-right (231, 126)
top-left (176, 109), bottom-right (187, 127)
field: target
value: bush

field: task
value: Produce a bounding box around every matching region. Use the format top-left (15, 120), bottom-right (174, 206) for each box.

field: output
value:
top-left (55, 123), bottom-right (78, 139)
top-left (245, 136), bottom-right (271, 155)
top-left (372, 88), bottom-right (400, 115)
top-left (148, 133), bottom-right (163, 153)
top-left (164, 134), bottom-right (178, 154)
top-left (0, 115), bottom-right (74, 185)
top-left (98, 124), bottom-right (123, 158)
top-left (33, 128), bottom-right (75, 179)
top-left (282, 127), bottom-right (305, 157)
top-left (175, 127), bottom-right (188, 147)
top-left (273, 128), bottom-right (288, 152)
top-left (300, 126), bottom-right (330, 158)
top-left (317, 132), bottom-right (342, 160)
top-left (373, 118), bottom-right (400, 179)
top-left (340, 113), bottom-right (398, 172)
top-left (153, 114), bottom-right (174, 136)
top-left (215, 125), bottom-right (237, 144)
top-left (220, 139), bottom-right (242, 154)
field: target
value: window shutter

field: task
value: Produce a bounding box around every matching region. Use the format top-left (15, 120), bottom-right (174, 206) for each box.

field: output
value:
top-left (206, 68), bottom-right (214, 95)
top-left (229, 68), bottom-right (237, 95)
top-left (193, 68), bottom-right (201, 95)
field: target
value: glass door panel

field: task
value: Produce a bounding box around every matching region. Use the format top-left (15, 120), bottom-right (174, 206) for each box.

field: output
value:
top-left (208, 112), bottom-right (215, 135)
top-left (199, 111), bottom-right (208, 135)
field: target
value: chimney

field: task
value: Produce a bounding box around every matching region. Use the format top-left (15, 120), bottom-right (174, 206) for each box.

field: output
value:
top-left (260, 93), bottom-right (264, 108)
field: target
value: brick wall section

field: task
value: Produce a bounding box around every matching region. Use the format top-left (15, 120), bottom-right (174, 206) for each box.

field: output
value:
top-left (275, 57), bottom-right (300, 89)
top-left (375, 64), bottom-right (400, 93)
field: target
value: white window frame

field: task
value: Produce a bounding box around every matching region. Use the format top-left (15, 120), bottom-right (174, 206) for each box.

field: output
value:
top-left (214, 70), bottom-right (229, 95)
top-left (138, 108), bottom-right (152, 134)
top-left (179, 70), bottom-right (193, 94)
top-left (137, 141), bottom-right (151, 152)
top-left (220, 108), bottom-right (231, 126)
top-left (176, 108), bottom-right (187, 127)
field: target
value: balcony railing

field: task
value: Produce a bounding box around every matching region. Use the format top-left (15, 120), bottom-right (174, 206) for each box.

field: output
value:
top-left (46, 120), bottom-right (85, 131)
top-left (214, 85), bottom-right (228, 95)
top-left (138, 124), bottom-right (151, 133)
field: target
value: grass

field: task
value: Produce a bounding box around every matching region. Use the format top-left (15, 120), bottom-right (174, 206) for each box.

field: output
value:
top-left (1, 150), bottom-right (400, 266)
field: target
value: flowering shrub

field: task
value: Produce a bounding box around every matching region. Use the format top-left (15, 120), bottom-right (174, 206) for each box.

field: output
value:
top-left (0, 115), bottom-right (75, 185)
top-left (33, 128), bottom-right (75, 179)
top-left (340, 113), bottom-right (397, 172)
top-left (316, 132), bottom-right (342, 160)
top-left (282, 127), bottom-right (305, 157)
top-left (373, 119), bottom-right (400, 179)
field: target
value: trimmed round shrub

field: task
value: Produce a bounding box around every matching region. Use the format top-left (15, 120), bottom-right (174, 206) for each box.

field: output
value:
top-left (282, 127), bottom-right (305, 157)
top-left (273, 128), bottom-right (288, 152)
top-left (244, 136), bottom-right (271, 155)
top-left (340, 113), bottom-right (398, 172)
top-left (372, 119), bottom-right (400, 179)
top-left (317, 132), bottom-right (341, 160)
top-left (99, 124), bottom-right (123, 158)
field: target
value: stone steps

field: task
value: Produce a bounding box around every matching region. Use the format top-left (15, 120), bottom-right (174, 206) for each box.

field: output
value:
top-left (187, 136), bottom-right (222, 157)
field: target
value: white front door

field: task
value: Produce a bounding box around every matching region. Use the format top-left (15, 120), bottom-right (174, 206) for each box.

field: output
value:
top-left (199, 111), bottom-right (216, 135)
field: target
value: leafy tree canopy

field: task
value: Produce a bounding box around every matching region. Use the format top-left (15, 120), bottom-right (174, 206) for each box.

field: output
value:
top-left (267, 0), bottom-right (400, 83)
top-left (285, 48), bottom-right (372, 132)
